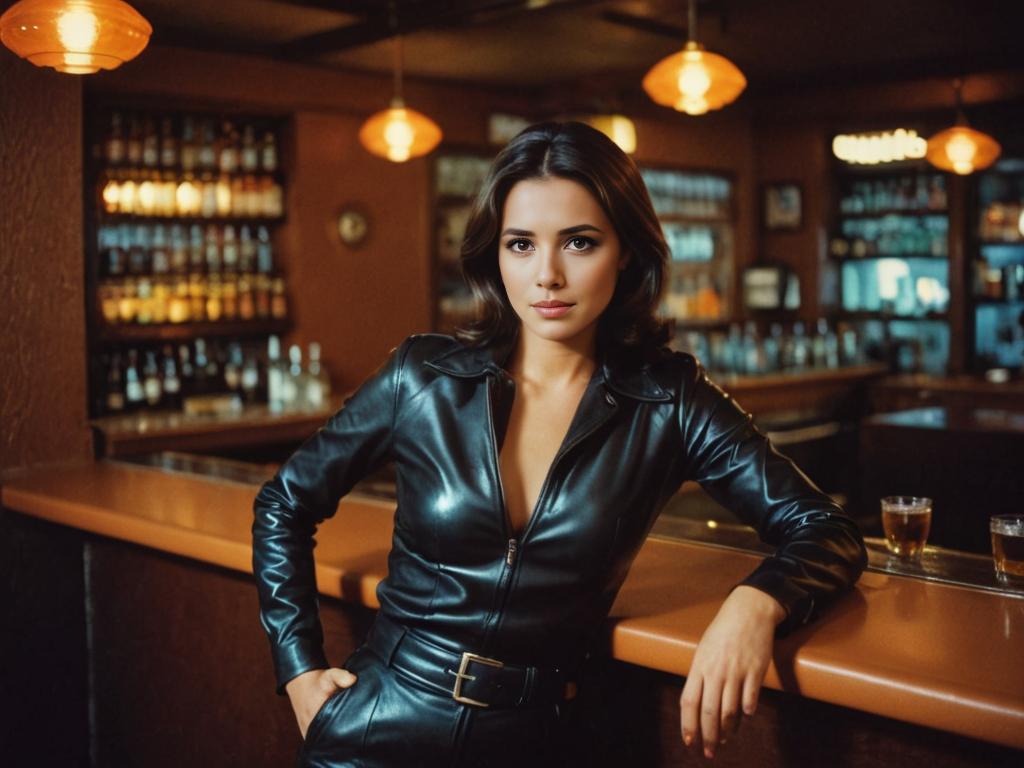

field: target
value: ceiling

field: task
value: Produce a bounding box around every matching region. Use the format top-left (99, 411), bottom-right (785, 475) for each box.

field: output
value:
top-left (121, 0), bottom-right (1024, 90)
top-left (7, 1), bottom-right (1024, 95)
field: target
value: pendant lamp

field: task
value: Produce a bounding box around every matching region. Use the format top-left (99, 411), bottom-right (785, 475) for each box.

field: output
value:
top-left (358, 32), bottom-right (442, 163)
top-left (642, 0), bottom-right (746, 115)
top-left (0, 0), bottom-right (151, 75)
top-left (926, 80), bottom-right (1001, 176)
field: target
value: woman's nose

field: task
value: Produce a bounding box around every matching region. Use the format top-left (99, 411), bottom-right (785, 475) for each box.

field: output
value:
top-left (535, 250), bottom-right (564, 289)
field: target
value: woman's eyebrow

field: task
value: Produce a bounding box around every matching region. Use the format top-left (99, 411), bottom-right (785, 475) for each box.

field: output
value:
top-left (500, 224), bottom-right (604, 237)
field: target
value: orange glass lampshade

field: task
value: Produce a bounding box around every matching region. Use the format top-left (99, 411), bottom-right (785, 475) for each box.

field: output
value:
top-left (643, 41), bottom-right (746, 116)
top-left (0, 0), bottom-right (151, 75)
top-left (358, 99), bottom-right (443, 163)
top-left (926, 125), bottom-right (1001, 175)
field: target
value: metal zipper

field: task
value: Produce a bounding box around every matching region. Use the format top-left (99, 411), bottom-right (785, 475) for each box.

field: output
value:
top-left (480, 378), bottom-right (618, 652)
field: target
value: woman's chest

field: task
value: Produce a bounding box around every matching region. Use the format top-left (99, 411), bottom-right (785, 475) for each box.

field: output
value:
top-left (390, 377), bottom-right (686, 564)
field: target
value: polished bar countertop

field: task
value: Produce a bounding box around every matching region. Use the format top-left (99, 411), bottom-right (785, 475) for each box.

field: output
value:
top-left (2, 460), bottom-right (1022, 750)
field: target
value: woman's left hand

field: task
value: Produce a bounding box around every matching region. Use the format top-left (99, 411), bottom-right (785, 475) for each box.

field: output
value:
top-left (679, 585), bottom-right (786, 759)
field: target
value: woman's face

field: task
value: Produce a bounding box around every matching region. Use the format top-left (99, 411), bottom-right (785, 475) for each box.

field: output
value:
top-left (498, 176), bottom-right (626, 347)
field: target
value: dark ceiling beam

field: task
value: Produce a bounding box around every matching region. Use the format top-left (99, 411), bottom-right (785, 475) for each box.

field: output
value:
top-left (269, 0), bottom-right (377, 14)
top-left (600, 10), bottom-right (685, 41)
top-left (275, 0), bottom-right (592, 59)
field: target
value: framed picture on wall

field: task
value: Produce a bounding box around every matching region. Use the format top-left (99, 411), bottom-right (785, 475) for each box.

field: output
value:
top-left (762, 182), bottom-right (803, 231)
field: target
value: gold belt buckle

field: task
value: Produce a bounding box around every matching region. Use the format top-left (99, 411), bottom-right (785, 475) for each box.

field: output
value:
top-left (450, 651), bottom-right (505, 707)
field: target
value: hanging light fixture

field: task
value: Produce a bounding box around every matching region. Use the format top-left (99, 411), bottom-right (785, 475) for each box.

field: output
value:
top-left (358, 5), bottom-right (442, 164)
top-left (0, 0), bottom-right (151, 75)
top-left (926, 79), bottom-right (1001, 175)
top-left (642, 0), bottom-right (746, 116)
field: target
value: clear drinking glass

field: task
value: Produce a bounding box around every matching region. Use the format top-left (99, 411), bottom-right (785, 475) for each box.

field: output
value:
top-left (991, 515), bottom-right (1024, 585)
top-left (881, 496), bottom-right (932, 561)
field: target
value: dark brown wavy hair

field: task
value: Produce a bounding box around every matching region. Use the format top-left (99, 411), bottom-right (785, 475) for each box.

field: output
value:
top-left (454, 120), bottom-right (673, 364)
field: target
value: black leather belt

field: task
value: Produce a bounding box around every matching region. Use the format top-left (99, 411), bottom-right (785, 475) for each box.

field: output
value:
top-left (364, 612), bottom-right (576, 709)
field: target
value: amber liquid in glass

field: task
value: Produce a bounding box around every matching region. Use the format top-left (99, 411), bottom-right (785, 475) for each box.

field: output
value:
top-left (883, 509), bottom-right (931, 559)
top-left (991, 531), bottom-right (1024, 578)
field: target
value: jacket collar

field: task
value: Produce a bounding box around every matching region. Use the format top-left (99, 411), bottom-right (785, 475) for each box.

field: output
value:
top-left (424, 326), bottom-right (673, 403)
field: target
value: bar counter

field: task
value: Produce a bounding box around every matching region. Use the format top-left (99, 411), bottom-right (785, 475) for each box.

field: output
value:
top-left (3, 459), bottom-right (1022, 760)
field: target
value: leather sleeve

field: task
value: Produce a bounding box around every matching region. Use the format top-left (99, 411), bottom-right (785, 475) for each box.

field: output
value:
top-left (679, 359), bottom-right (868, 635)
top-left (251, 335), bottom-right (413, 695)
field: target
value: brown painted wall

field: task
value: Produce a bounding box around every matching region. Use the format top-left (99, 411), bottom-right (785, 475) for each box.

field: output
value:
top-left (0, 57), bottom-right (92, 470)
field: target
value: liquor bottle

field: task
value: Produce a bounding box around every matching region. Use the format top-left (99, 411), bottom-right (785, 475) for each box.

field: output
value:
top-left (142, 351), bottom-right (162, 406)
top-left (161, 345), bottom-right (182, 410)
top-left (306, 342), bottom-right (331, 408)
top-left (177, 343), bottom-right (195, 397)
top-left (222, 225), bottom-right (239, 273)
top-left (241, 350), bottom-right (260, 405)
top-left (142, 116), bottom-right (160, 168)
top-left (193, 338), bottom-right (212, 395)
top-left (204, 224), bottom-right (221, 274)
top-left (742, 322), bottom-right (763, 375)
top-left (238, 225), bottom-right (255, 273)
top-left (151, 224), bottom-right (170, 275)
top-left (266, 335), bottom-right (285, 413)
top-left (791, 322), bottom-right (810, 370)
top-left (271, 277), bottom-right (288, 319)
top-left (764, 323), bottom-right (783, 372)
top-left (240, 124), bottom-right (259, 173)
top-left (256, 226), bottom-right (273, 273)
top-left (126, 114), bottom-right (143, 167)
top-left (198, 119), bottom-right (217, 172)
top-left (260, 130), bottom-right (278, 173)
top-left (124, 349), bottom-right (145, 410)
top-left (159, 116), bottom-right (178, 168)
top-left (219, 120), bottom-right (239, 175)
top-left (180, 116), bottom-right (198, 173)
top-left (105, 353), bottom-right (126, 413)
top-left (105, 111), bottom-right (126, 166)
top-left (283, 344), bottom-right (306, 409)
top-left (223, 342), bottom-right (244, 393)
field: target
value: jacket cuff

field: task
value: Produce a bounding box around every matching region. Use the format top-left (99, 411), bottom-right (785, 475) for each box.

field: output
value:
top-left (274, 642), bottom-right (330, 697)
top-left (733, 560), bottom-right (816, 636)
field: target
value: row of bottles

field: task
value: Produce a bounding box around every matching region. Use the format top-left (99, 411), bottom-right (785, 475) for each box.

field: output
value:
top-left (829, 214), bottom-right (948, 259)
top-left (641, 169), bottom-right (732, 219)
top-left (662, 273), bottom-right (724, 320)
top-left (838, 174), bottom-right (947, 214)
top-left (97, 336), bottom-right (329, 416)
top-left (664, 225), bottom-right (717, 262)
top-left (99, 167), bottom-right (284, 219)
top-left (101, 111), bottom-right (279, 174)
top-left (98, 223), bottom-right (276, 278)
top-left (678, 319), bottom-right (864, 377)
top-left (98, 272), bottom-right (288, 326)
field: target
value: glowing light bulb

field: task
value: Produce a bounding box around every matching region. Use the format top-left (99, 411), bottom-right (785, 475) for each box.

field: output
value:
top-left (57, 8), bottom-right (97, 51)
top-left (945, 133), bottom-right (978, 175)
top-left (384, 112), bottom-right (415, 163)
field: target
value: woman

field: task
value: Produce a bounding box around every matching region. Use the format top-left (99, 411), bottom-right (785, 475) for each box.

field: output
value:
top-left (252, 121), bottom-right (868, 767)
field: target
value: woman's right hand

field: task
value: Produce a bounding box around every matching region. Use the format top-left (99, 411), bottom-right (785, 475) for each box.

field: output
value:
top-left (286, 667), bottom-right (359, 739)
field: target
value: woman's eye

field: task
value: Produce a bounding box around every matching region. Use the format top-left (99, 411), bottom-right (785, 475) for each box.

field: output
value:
top-left (567, 236), bottom-right (596, 251)
top-left (506, 239), bottom-right (532, 253)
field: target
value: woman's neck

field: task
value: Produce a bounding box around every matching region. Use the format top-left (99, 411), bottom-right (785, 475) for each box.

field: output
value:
top-left (505, 325), bottom-right (598, 390)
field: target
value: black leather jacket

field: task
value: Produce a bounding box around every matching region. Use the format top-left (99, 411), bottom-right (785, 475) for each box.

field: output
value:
top-left (252, 331), bottom-right (868, 695)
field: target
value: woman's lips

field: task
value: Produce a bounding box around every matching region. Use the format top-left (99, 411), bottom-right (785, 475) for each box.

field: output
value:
top-left (531, 303), bottom-right (574, 318)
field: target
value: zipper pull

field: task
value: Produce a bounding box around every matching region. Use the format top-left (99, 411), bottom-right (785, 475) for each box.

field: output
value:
top-left (506, 538), bottom-right (518, 566)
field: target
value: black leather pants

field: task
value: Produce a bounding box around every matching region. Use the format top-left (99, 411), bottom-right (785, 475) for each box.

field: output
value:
top-left (296, 619), bottom-right (574, 768)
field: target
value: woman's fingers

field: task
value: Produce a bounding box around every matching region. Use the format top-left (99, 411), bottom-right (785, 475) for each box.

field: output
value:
top-left (326, 667), bottom-right (358, 689)
top-left (679, 673), bottom-right (703, 747)
top-left (720, 676), bottom-right (743, 740)
top-left (699, 675), bottom-right (723, 758)
top-left (742, 669), bottom-right (761, 717)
